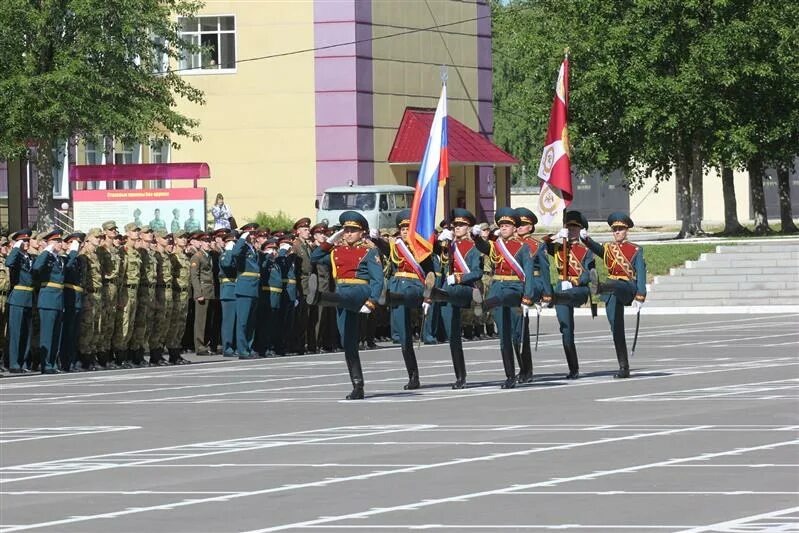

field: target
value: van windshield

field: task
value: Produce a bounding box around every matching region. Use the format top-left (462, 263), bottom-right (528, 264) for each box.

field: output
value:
top-left (322, 193), bottom-right (376, 211)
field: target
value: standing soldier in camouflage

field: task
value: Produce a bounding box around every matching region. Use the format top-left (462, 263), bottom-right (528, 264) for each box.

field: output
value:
top-left (166, 231), bottom-right (191, 365)
top-left (60, 232), bottom-right (86, 371)
top-left (78, 228), bottom-right (103, 371)
top-left (190, 232), bottom-right (217, 355)
top-left (148, 231), bottom-right (170, 366)
top-left (113, 223), bottom-right (140, 368)
top-left (130, 227), bottom-right (155, 366)
top-left (96, 221), bottom-right (121, 369)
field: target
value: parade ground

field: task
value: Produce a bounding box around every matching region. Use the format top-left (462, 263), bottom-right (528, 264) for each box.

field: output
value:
top-left (1, 313), bottom-right (798, 532)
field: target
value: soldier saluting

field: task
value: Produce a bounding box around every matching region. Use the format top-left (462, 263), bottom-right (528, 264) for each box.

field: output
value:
top-left (6, 229), bottom-right (35, 373)
top-left (307, 211), bottom-right (384, 400)
top-left (582, 212), bottom-right (647, 379)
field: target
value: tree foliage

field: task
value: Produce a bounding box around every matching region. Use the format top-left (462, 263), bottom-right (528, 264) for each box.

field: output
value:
top-left (0, 0), bottom-right (206, 229)
top-left (492, 0), bottom-right (799, 236)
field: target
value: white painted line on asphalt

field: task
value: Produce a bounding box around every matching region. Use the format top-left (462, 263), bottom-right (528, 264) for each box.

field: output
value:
top-left (598, 379), bottom-right (799, 402)
top-left (0, 425), bottom-right (433, 484)
top-left (0, 426), bottom-right (140, 444)
top-left (673, 505), bottom-right (799, 533)
top-left (295, 526), bottom-right (696, 530)
top-left (662, 332), bottom-right (799, 348)
top-left (505, 491), bottom-right (799, 495)
top-left (244, 438), bottom-right (799, 532)
top-left (0, 426), bottom-right (706, 532)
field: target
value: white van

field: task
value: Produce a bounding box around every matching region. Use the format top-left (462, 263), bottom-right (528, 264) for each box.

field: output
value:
top-left (316, 185), bottom-right (416, 230)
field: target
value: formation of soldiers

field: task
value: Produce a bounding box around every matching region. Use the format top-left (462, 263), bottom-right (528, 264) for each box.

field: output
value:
top-left (0, 207), bottom-right (646, 400)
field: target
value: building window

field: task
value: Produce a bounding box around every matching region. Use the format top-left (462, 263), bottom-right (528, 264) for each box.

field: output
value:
top-left (84, 138), bottom-right (103, 190)
top-left (113, 142), bottom-right (140, 189)
top-left (52, 140), bottom-right (69, 199)
top-left (150, 141), bottom-right (170, 188)
top-left (178, 16), bottom-right (236, 72)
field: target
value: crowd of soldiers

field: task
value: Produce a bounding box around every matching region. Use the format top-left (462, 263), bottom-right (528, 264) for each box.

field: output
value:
top-left (0, 206), bottom-right (646, 400)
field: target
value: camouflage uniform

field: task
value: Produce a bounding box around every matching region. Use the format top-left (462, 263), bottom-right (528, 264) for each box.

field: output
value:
top-left (130, 246), bottom-right (154, 364)
top-left (96, 242), bottom-right (121, 366)
top-left (113, 244), bottom-right (139, 364)
top-left (149, 248), bottom-right (170, 363)
top-left (166, 245), bottom-right (191, 362)
top-left (78, 245), bottom-right (103, 368)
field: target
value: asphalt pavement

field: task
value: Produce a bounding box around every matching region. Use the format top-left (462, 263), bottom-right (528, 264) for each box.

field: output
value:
top-left (1, 313), bottom-right (798, 532)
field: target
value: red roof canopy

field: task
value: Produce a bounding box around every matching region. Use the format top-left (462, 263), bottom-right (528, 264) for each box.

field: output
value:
top-left (69, 162), bottom-right (210, 182)
top-left (388, 108), bottom-right (519, 166)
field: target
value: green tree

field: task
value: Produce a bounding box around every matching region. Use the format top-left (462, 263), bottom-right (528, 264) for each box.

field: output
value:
top-left (0, 0), bottom-right (205, 230)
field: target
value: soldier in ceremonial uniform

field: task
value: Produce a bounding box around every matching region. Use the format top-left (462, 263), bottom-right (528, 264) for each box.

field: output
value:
top-left (544, 211), bottom-right (595, 379)
top-left (377, 209), bottom-right (436, 390)
top-left (582, 212), bottom-right (647, 378)
top-left (32, 230), bottom-right (79, 374)
top-left (423, 209), bottom-right (483, 388)
top-left (307, 211), bottom-right (384, 400)
top-left (0, 236), bottom-right (9, 371)
top-left (253, 234), bottom-right (274, 356)
top-left (513, 207), bottom-right (551, 382)
top-left (232, 222), bottom-right (261, 358)
top-left (6, 229), bottom-right (35, 373)
top-left (474, 207), bottom-right (551, 388)
top-left (218, 231), bottom-right (239, 356)
top-left (96, 221), bottom-right (121, 369)
top-left (60, 232), bottom-right (86, 371)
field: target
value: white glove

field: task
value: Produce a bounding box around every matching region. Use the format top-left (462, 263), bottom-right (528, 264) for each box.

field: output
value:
top-left (294, 299), bottom-right (299, 308)
top-left (446, 274), bottom-right (456, 285)
top-left (555, 228), bottom-right (569, 240)
top-left (265, 248), bottom-right (277, 256)
top-left (69, 240), bottom-right (80, 252)
top-left (521, 303), bottom-right (531, 316)
top-left (279, 243), bottom-right (291, 252)
top-left (438, 229), bottom-right (453, 242)
top-left (535, 301), bottom-right (543, 314)
top-left (493, 229), bottom-right (500, 237)
top-left (359, 304), bottom-right (372, 314)
top-left (631, 299), bottom-right (644, 312)
top-left (240, 231), bottom-right (250, 241)
top-left (327, 228), bottom-right (345, 244)
top-left (45, 243), bottom-right (55, 254)
top-left (422, 302), bottom-right (431, 315)
top-left (224, 241), bottom-right (234, 251)
top-left (560, 280), bottom-right (573, 291)
top-left (579, 228), bottom-right (588, 240)
top-left (369, 228), bottom-right (379, 239)
top-left (13, 240), bottom-right (23, 249)
top-left (471, 224), bottom-right (482, 237)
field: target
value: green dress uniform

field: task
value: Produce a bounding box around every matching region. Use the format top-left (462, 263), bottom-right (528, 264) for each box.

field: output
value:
top-left (232, 223), bottom-right (261, 357)
top-left (474, 208), bottom-right (551, 389)
top-left (291, 225), bottom-right (315, 353)
top-left (379, 209), bottom-right (435, 390)
top-left (309, 211), bottom-right (384, 400)
top-left (218, 239), bottom-right (238, 356)
top-left (0, 248), bottom-right (9, 369)
top-left (254, 239), bottom-right (274, 356)
top-left (190, 248), bottom-right (216, 354)
top-left (60, 233), bottom-right (87, 371)
top-left (422, 209), bottom-right (483, 389)
top-left (6, 230), bottom-right (35, 372)
top-left (583, 212), bottom-right (647, 378)
top-left (544, 211), bottom-right (595, 379)
top-left (32, 232), bottom-right (79, 374)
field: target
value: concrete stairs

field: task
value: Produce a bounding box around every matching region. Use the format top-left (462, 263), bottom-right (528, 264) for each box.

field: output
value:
top-left (646, 241), bottom-right (799, 307)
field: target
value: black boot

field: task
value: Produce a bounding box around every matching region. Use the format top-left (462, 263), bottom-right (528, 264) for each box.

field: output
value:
top-left (384, 291), bottom-right (409, 307)
top-left (344, 351), bottom-right (365, 400)
top-left (500, 345), bottom-right (516, 389)
top-left (615, 347), bottom-right (630, 379)
top-left (401, 346), bottom-right (420, 390)
top-left (317, 291), bottom-right (343, 308)
top-left (451, 346), bottom-right (467, 389)
top-left (564, 343), bottom-right (580, 379)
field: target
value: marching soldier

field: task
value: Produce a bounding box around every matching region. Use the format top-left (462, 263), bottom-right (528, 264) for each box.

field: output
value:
top-left (190, 232), bottom-right (217, 355)
top-left (474, 207), bottom-right (551, 388)
top-left (307, 211), bottom-right (384, 400)
top-left (32, 230), bottom-right (79, 374)
top-left (232, 222), bottom-right (261, 358)
top-left (512, 208), bottom-right (549, 382)
top-left (6, 229), bottom-right (35, 373)
top-left (544, 211), bottom-right (595, 379)
top-left (379, 209), bottom-right (436, 390)
top-left (423, 208), bottom-right (483, 389)
top-left (219, 231), bottom-right (238, 356)
top-left (582, 212), bottom-right (647, 379)
top-left (60, 232), bottom-right (86, 371)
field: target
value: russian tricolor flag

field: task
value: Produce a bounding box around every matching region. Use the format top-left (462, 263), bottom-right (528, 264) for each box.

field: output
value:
top-left (409, 82), bottom-right (449, 261)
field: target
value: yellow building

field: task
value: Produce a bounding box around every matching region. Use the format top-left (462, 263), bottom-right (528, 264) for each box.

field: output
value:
top-left (167, 0), bottom-right (512, 224)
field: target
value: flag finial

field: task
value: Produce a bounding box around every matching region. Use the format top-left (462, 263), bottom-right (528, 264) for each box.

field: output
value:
top-left (564, 47), bottom-right (570, 57)
top-left (440, 65), bottom-right (448, 83)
